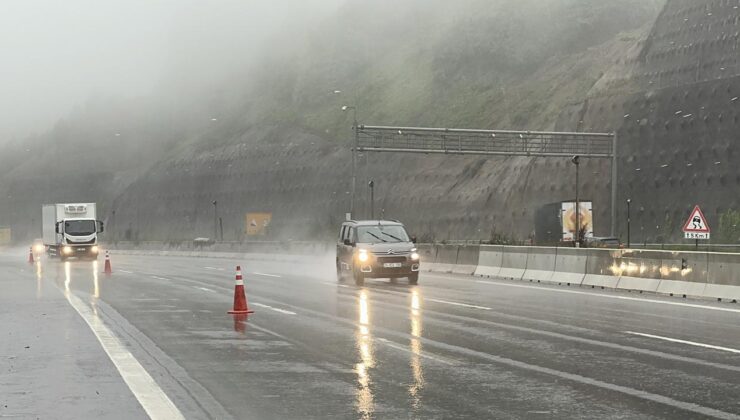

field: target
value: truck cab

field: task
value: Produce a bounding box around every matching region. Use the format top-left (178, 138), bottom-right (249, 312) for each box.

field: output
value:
top-left (43, 203), bottom-right (103, 260)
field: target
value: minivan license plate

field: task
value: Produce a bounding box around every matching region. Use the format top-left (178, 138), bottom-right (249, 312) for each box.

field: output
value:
top-left (383, 262), bottom-right (402, 268)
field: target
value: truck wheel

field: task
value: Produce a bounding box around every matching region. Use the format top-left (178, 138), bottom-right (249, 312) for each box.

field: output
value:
top-left (353, 268), bottom-right (365, 286)
top-left (408, 273), bottom-right (419, 285)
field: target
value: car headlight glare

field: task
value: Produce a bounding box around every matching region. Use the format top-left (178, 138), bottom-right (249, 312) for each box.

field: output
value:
top-left (63, 246), bottom-right (73, 255)
top-left (358, 250), bottom-right (369, 262)
top-left (34, 244), bottom-right (45, 252)
top-left (91, 246), bottom-right (99, 253)
top-left (411, 252), bottom-right (420, 261)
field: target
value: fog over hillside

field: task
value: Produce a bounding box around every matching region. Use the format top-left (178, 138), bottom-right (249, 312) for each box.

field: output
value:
top-left (1, 0), bottom-right (676, 242)
top-left (0, 0), bottom-right (342, 142)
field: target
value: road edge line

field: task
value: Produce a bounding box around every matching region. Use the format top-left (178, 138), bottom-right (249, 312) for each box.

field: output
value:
top-left (64, 291), bottom-right (185, 420)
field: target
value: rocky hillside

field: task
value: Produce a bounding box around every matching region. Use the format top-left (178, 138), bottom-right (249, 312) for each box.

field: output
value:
top-left (1, 0), bottom-right (668, 242)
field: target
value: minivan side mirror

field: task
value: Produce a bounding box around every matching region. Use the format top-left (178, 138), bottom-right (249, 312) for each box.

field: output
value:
top-left (411, 235), bottom-right (417, 244)
top-left (343, 238), bottom-right (353, 246)
top-left (97, 221), bottom-right (105, 233)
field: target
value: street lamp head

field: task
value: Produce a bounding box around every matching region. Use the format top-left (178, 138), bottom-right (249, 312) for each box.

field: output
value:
top-left (626, 198), bottom-right (631, 204)
top-left (571, 155), bottom-right (580, 165)
top-left (212, 200), bottom-right (217, 205)
top-left (368, 180), bottom-right (374, 187)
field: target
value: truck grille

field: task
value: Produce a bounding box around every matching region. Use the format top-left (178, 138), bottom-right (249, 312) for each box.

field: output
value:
top-left (67, 238), bottom-right (95, 245)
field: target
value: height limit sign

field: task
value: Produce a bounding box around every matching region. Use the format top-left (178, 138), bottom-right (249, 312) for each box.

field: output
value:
top-left (682, 205), bottom-right (710, 240)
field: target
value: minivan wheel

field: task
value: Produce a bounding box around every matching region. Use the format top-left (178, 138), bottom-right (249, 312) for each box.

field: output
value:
top-left (408, 273), bottom-right (419, 285)
top-left (336, 262), bottom-right (345, 282)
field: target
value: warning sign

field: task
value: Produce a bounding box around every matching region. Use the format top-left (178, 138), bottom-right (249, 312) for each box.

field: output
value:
top-left (682, 205), bottom-right (710, 240)
top-left (245, 213), bottom-right (272, 236)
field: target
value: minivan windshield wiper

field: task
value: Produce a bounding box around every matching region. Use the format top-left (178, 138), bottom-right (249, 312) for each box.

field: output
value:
top-left (381, 232), bottom-right (403, 242)
top-left (366, 231), bottom-right (386, 242)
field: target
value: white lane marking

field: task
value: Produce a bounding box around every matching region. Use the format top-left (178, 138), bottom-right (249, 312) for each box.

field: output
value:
top-left (427, 298), bottom-right (491, 311)
top-left (253, 272), bottom-right (281, 278)
top-left (203, 266), bottom-right (224, 271)
top-left (194, 286), bottom-right (215, 293)
top-left (320, 281), bottom-right (350, 288)
top-left (625, 331), bottom-right (740, 354)
top-left (151, 275), bottom-right (169, 281)
top-left (118, 269), bottom-right (134, 274)
top-left (63, 292), bottom-right (185, 420)
top-left (474, 280), bottom-right (740, 314)
top-left (376, 338), bottom-right (456, 365)
top-left (251, 302), bottom-right (296, 315)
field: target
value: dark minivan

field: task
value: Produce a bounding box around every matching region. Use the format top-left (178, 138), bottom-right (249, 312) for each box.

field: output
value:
top-left (336, 220), bottom-right (420, 286)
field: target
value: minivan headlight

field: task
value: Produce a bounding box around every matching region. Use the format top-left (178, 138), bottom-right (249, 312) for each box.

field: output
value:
top-left (358, 250), bottom-right (369, 262)
top-left (411, 252), bottom-right (420, 261)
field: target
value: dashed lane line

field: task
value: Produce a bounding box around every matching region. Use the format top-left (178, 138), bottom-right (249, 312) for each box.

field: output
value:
top-left (251, 302), bottom-right (297, 315)
top-left (625, 331), bottom-right (740, 354)
top-left (253, 272), bottom-right (281, 278)
top-left (194, 286), bottom-right (216, 293)
top-left (426, 298), bottom-right (492, 311)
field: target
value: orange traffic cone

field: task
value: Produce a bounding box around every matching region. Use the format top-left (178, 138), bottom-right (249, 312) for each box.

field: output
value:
top-left (228, 266), bottom-right (254, 315)
top-left (28, 247), bottom-right (34, 264)
top-left (103, 251), bottom-right (112, 274)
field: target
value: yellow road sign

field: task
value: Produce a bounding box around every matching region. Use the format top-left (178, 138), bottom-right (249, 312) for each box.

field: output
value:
top-left (245, 213), bottom-right (271, 236)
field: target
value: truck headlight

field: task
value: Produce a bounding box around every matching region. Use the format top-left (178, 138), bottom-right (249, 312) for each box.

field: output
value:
top-left (411, 252), bottom-right (420, 261)
top-left (91, 246), bottom-right (99, 253)
top-left (358, 250), bottom-right (369, 262)
top-left (34, 244), bottom-right (45, 253)
top-left (63, 246), bottom-right (73, 255)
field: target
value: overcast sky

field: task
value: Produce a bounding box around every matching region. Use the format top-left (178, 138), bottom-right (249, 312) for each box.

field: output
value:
top-left (0, 0), bottom-right (342, 143)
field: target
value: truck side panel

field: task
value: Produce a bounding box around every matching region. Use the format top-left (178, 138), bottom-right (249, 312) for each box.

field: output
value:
top-left (42, 205), bottom-right (58, 245)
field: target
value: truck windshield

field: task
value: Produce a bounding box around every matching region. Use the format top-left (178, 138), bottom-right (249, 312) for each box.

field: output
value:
top-left (356, 225), bottom-right (410, 243)
top-left (65, 220), bottom-right (95, 236)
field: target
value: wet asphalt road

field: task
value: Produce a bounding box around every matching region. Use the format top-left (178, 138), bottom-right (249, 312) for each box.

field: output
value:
top-left (4, 251), bottom-right (740, 419)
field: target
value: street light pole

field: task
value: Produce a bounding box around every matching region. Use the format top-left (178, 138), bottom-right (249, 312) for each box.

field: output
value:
top-left (626, 198), bottom-right (631, 248)
top-left (571, 155), bottom-right (581, 248)
top-left (368, 180), bottom-right (375, 219)
top-left (212, 200), bottom-right (218, 241)
top-left (342, 105), bottom-right (358, 218)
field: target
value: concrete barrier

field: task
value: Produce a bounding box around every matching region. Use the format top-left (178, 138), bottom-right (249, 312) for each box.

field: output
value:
top-left (582, 249), bottom-right (621, 288)
top-left (417, 244), bottom-right (436, 271)
top-left (497, 247), bottom-right (529, 280)
top-left (423, 244), bottom-right (457, 273)
top-left (550, 247), bottom-right (586, 285)
top-left (614, 250), bottom-right (664, 293)
top-left (657, 251), bottom-right (708, 297)
top-left (521, 247), bottom-right (557, 283)
top-left (705, 253), bottom-right (740, 301)
top-left (453, 245), bottom-right (480, 275)
top-left (474, 245), bottom-right (504, 277)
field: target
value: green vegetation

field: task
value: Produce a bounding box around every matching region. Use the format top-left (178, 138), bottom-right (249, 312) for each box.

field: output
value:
top-left (718, 210), bottom-right (740, 244)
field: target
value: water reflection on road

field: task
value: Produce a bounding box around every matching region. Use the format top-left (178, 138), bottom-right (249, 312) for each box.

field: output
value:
top-left (355, 289), bottom-right (375, 419)
top-left (409, 288), bottom-right (424, 410)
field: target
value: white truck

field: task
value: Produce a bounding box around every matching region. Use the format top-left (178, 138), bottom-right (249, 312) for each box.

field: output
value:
top-left (42, 203), bottom-right (104, 260)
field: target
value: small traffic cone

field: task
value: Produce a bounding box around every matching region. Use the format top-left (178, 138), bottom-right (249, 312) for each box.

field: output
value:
top-left (103, 251), bottom-right (112, 274)
top-left (28, 247), bottom-right (34, 264)
top-left (228, 265), bottom-right (254, 315)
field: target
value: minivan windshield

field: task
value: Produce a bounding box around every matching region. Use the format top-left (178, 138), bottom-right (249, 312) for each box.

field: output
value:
top-left (65, 220), bottom-right (96, 236)
top-left (356, 225), bottom-right (410, 243)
